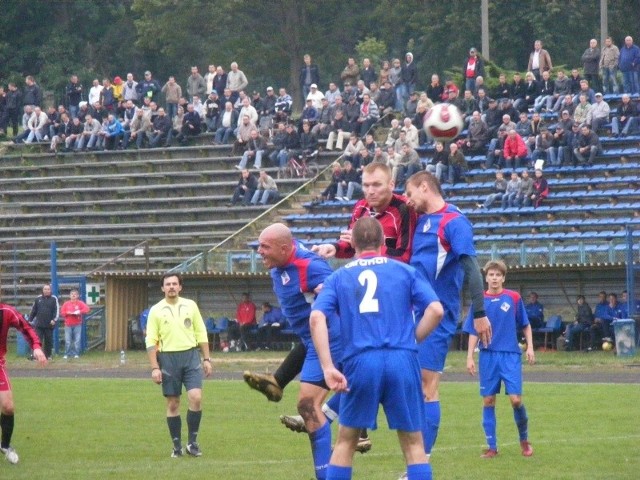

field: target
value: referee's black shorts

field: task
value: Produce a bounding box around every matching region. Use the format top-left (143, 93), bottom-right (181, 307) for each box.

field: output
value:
top-left (158, 349), bottom-right (203, 397)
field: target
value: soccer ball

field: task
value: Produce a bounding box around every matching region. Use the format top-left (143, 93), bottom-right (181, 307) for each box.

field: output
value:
top-left (423, 103), bottom-right (464, 142)
top-left (602, 341), bottom-right (614, 351)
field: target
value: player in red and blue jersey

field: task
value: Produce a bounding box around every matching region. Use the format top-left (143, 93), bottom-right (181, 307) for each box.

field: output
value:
top-left (464, 260), bottom-right (535, 458)
top-left (404, 171), bottom-right (492, 461)
top-left (257, 223), bottom-right (342, 480)
top-left (311, 217), bottom-right (443, 480)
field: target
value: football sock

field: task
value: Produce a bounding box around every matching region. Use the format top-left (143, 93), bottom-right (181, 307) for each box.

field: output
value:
top-left (513, 404), bottom-right (529, 441)
top-left (187, 409), bottom-right (202, 444)
top-left (309, 421), bottom-right (331, 480)
top-left (323, 394), bottom-right (340, 423)
top-left (422, 401), bottom-right (440, 454)
top-left (407, 463), bottom-right (432, 480)
top-left (326, 465), bottom-right (352, 480)
top-left (482, 406), bottom-right (497, 450)
top-left (0, 413), bottom-right (14, 449)
top-left (167, 415), bottom-right (182, 449)
top-left (274, 342), bottom-right (306, 388)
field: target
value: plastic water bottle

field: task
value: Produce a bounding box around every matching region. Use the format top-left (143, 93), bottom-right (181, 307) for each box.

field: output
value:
top-left (120, 350), bottom-right (126, 365)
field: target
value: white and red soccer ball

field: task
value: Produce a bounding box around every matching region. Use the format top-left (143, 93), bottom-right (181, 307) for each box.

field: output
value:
top-left (423, 103), bottom-right (464, 142)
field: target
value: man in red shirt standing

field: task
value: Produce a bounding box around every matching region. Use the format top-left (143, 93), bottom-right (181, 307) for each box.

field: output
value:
top-left (235, 293), bottom-right (257, 351)
top-left (0, 304), bottom-right (47, 464)
top-left (60, 289), bottom-right (91, 359)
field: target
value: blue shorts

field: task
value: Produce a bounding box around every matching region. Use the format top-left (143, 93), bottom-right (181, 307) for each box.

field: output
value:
top-left (478, 350), bottom-right (522, 397)
top-left (418, 326), bottom-right (453, 373)
top-left (339, 349), bottom-right (423, 432)
top-left (300, 338), bottom-right (342, 385)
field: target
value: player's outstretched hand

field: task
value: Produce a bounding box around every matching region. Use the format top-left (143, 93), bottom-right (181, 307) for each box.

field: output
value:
top-left (311, 243), bottom-right (337, 258)
top-left (526, 347), bottom-right (535, 365)
top-left (466, 357), bottom-right (476, 376)
top-left (324, 367), bottom-right (349, 393)
top-left (474, 316), bottom-right (492, 346)
top-left (32, 348), bottom-right (48, 366)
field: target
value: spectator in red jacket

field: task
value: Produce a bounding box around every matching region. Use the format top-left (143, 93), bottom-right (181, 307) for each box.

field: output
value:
top-left (60, 289), bottom-right (91, 359)
top-left (234, 292), bottom-right (257, 351)
top-left (503, 129), bottom-right (528, 169)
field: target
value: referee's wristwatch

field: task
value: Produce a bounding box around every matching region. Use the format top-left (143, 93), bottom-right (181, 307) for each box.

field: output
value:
top-left (203, 358), bottom-right (211, 363)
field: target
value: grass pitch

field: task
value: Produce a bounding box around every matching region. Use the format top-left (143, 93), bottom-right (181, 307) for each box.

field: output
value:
top-left (4, 376), bottom-right (639, 479)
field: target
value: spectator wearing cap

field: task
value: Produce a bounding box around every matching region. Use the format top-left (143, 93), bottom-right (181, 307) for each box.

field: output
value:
top-left (586, 93), bottom-right (610, 132)
top-left (137, 70), bottom-right (161, 103)
top-left (611, 93), bottom-right (639, 137)
top-left (463, 47), bottom-right (485, 93)
top-left (161, 76), bottom-right (183, 121)
top-left (260, 87), bottom-right (277, 117)
top-left (299, 54), bottom-right (320, 105)
top-left (306, 83), bottom-right (325, 110)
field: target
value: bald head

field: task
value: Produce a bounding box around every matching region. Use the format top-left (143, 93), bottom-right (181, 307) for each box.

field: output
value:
top-left (257, 223), bottom-right (294, 269)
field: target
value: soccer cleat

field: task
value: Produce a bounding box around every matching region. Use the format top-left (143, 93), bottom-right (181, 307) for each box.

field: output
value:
top-left (171, 447), bottom-right (183, 458)
top-left (1, 447), bottom-right (19, 464)
top-left (355, 435), bottom-right (372, 454)
top-left (186, 442), bottom-right (202, 457)
top-left (520, 440), bottom-right (533, 457)
top-left (243, 371), bottom-right (283, 402)
top-left (280, 414), bottom-right (306, 433)
top-left (481, 448), bottom-right (498, 458)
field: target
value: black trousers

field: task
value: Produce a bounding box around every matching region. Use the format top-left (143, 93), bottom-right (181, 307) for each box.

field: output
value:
top-left (35, 325), bottom-right (54, 358)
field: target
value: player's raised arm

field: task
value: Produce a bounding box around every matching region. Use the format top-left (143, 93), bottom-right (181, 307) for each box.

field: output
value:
top-left (415, 301), bottom-right (444, 343)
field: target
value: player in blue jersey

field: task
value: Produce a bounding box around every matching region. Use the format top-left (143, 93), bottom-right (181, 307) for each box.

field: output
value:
top-left (256, 223), bottom-right (342, 480)
top-left (464, 260), bottom-right (535, 458)
top-left (403, 171), bottom-right (492, 465)
top-left (311, 217), bottom-right (443, 480)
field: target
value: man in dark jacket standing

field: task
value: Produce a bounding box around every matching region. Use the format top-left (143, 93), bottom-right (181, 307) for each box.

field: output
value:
top-left (23, 76), bottom-right (42, 107)
top-left (29, 284), bottom-right (59, 359)
top-left (299, 54), bottom-right (320, 106)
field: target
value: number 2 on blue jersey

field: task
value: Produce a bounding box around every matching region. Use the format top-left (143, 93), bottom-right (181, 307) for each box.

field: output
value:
top-left (358, 269), bottom-right (379, 313)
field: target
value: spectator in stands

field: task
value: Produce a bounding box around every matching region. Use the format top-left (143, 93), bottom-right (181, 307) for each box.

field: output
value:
top-left (524, 292), bottom-right (544, 329)
top-left (426, 74), bottom-right (444, 104)
top-left (325, 110), bottom-right (351, 151)
top-left (587, 92), bottom-right (610, 132)
top-left (377, 80), bottom-right (396, 122)
top-left (477, 170), bottom-right (507, 209)
top-left (335, 160), bottom-right (361, 202)
top-left (233, 113), bottom-right (256, 154)
top-left (503, 129), bottom-right (528, 169)
top-left (212, 66), bottom-right (228, 97)
top-left (100, 78), bottom-right (116, 112)
top-left (213, 102), bottom-right (238, 145)
top-left (402, 116), bottom-right (419, 149)
top-left (237, 129), bottom-right (267, 170)
top-left (485, 127), bottom-right (508, 169)
top-left (600, 37), bottom-right (620, 94)
top-left (530, 168), bottom-right (548, 208)
top-left (475, 88), bottom-right (491, 115)
top-left (568, 69), bottom-right (582, 96)
top-left (88, 79), bottom-right (102, 107)
top-left (122, 108), bottom-right (149, 149)
top-left (340, 57), bottom-right (360, 89)
top-left (460, 90), bottom-right (478, 126)
top-left (398, 52), bottom-right (418, 111)
top-left (564, 295), bottom-right (593, 351)
top-left (372, 146), bottom-right (389, 166)
top-left (29, 284), bottom-right (59, 360)
top-left (447, 142), bottom-right (468, 184)
top-left (501, 171), bottom-right (521, 209)
top-left (226, 62), bottom-right (249, 103)
top-left (611, 93), bottom-right (638, 137)
top-left (45, 105), bottom-right (61, 140)
top-left (550, 124), bottom-right (567, 166)
top-left (484, 98), bottom-right (502, 138)
top-left (65, 75), bottom-right (83, 119)
top-left (619, 36), bottom-right (640, 94)
top-left (356, 93), bottom-right (379, 136)
top-left (573, 94), bottom-right (591, 126)
top-left (25, 106), bottom-right (48, 143)
top-left (492, 73), bottom-right (510, 104)
top-left (186, 66), bottom-right (206, 101)
top-left (306, 83), bottom-right (325, 110)
top-left (299, 98), bottom-right (319, 129)
top-left (425, 141), bottom-right (448, 184)
top-left (256, 302), bottom-right (284, 350)
top-left (320, 162), bottom-right (343, 202)
top-left (175, 103), bottom-right (201, 145)
top-left (378, 60), bottom-right (391, 87)
top-left (112, 76), bottom-right (124, 104)
top-left (148, 108), bottom-right (172, 148)
top-left (232, 293), bottom-right (256, 351)
top-left (404, 90), bottom-right (419, 119)
top-left (123, 73), bottom-right (139, 103)
top-left (384, 118), bottom-right (401, 147)
top-left (463, 47), bottom-right (485, 93)
top-left (260, 87), bottom-right (277, 118)
top-left (311, 97), bottom-right (331, 138)
top-left (393, 143), bottom-right (421, 188)
top-left (550, 71), bottom-right (571, 112)
top-left (573, 124), bottom-right (600, 167)
top-left (573, 80), bottom-right (596, 105)
top-left (277, 123), bottom-right (300, 174)
top-left (522, 72), bottom-right (539, 111)
top-left (77, 113), bottom-right (100, 151)
top-left (237, 97), bottom-right (258, 127)
top-left (23, 75), bottom-right (42, 107)
top-left (274, 87), bottom-right (292, 123)
top-left (204, 64), bottom-right (216, 97)
top-left (534, 70), bottom-right (554, 113)
top-left (250, 170), bottom-right (279, 205)
top-left (511, 73), bottom-right (527, 112)
top-left (565, 122), bottom-right (582, 166)
top-left (269, 122), bottom-right (287, 167)
top-left (581, 39), bottom-right (602, 93)
top-left (3, 83), bottom-right (22, 136)
top-left (297, 120), bottom-right (318, 160)
top-left (12, 105), bottom-right (32, 143)
top-left (532, 127), bottom-right (555, 166)
top-left (324, 82), bottom-right (341, 107)
top-left (527, 40), bottom-right (552, 81)
top-left (49, 112), bottom-right (71, 153)
top-left (204, 91), bottom-right (221, 132)
top-left (162, 76), bottom-right (182, 121)
top-left (515, 111), bottom-right (533, 150)
top-left (230, 169), bottom-right (258, 206)
top-left (389, 58), bottom-right (402, 109)
top-left (516, 169), bottom-right (534, 207)
top-left (63, 116), bottom-right (84, 151)
top-left (103, 114), bottom-right (123, 150)
top-left (360, 58), bottom-right (376, 88)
